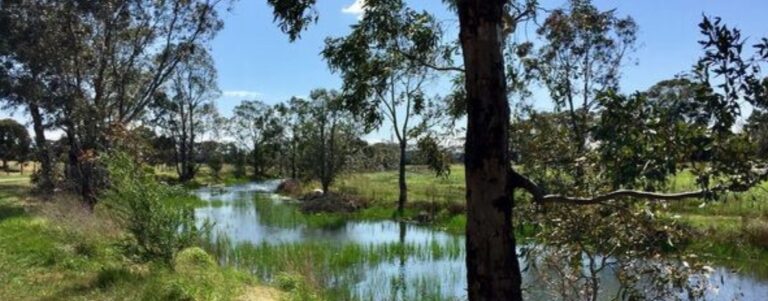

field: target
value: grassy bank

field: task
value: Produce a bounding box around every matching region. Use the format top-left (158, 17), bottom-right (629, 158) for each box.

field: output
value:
top-left (0, 175), bottom-right (283, 300)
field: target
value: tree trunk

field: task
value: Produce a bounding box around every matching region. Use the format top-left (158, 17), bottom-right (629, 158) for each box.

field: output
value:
top-left (397, 140), bottom-right (408, 216)
top-left (67, 135), bottom-right (97, 208)
top-left (291, 136), bottom-right (298, 179)
top-left (457, 1), bottom-right (523, 300)
top-left (252, 141), bottom-right (260, 179)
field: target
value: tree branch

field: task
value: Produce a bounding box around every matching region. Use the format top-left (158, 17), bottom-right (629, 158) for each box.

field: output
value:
top-left (508, 168), bottom-right (716, 205)
top-left (393, 48), bottom-right (465, 73)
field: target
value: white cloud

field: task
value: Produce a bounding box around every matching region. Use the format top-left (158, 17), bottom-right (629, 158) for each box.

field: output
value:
top-left (341, 0), bottom-right (367, 18)
top-left (222, 90), bottom-right (262, 99)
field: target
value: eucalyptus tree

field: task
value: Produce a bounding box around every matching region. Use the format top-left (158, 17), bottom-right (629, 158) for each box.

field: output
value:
top-left (532, 0), bottom-right (638, 185)
top-left (0, 118), bottom-right (30, 172)
top-left (299, 89), bottom-right (365, 193)
top-left (151, 49), bottom-right (221, 182)
top-left (323, 0), bottom-right (448, 215)
top-left (273, 97), bottom-right (310, 179)
top-left (267, 2), bottom-right (768, 299)
top-left (0, 0), bottom-right (63, 191)
top-left (230, 100), bottom-right (283, 178)
top-left (2, 0), bottom-right (225, 205)
top-left (267, 0), bottom-right (535, 298)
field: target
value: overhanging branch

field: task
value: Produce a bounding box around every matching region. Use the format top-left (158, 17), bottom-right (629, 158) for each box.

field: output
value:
top-left (539, 189), bottom-right (711, 205)
top-left (508, 168), bottom-right (718, 205)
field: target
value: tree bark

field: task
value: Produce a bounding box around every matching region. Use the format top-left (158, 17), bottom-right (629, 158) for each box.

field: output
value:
top-left (457, 1), bottom-right (523, 300)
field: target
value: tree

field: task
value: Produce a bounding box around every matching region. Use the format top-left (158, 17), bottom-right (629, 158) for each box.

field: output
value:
top-left (747, 110), bottom-right (768, 160)
top-left (268, 0), bottom-right (533, 298)
top-left (300, 89), bottom-right (364, 193)
top-left (273, 99), bottom-right (306, 179)
top-left (152, 49), bottom-right (220, 182)
top-left (230, 100), bottom-right (283, 178)
top-left (323, 0), bottom-right (447, 215)
top-left (1, 0), bottom-right (225, 206)
top-left (532, 0), bottom-right (638, 186)
top-left (0, 119), bottom-right (30, 173)
top-left (0, 0), bottom-right (61, 191)
top-left (199, 141), bottom-right (224, 179)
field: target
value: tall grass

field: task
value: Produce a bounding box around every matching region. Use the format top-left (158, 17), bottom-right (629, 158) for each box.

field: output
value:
top-left (203, 232), bottom-right (464, 300)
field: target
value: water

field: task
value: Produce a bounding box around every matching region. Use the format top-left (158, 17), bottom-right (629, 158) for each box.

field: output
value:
top-left (194, 182), bottom-right (768, 300)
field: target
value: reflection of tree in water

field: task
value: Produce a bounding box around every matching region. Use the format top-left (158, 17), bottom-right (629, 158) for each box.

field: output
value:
top-left (522, 246), bottom-right (711, 301)
top-left (390, 221), bottom-right (408, 300)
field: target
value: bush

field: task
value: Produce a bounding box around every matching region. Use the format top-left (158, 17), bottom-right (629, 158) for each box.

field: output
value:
top-left (174, 247), bottom-right (215, 271)
top-left (104, 152), bottom-right (210, 264)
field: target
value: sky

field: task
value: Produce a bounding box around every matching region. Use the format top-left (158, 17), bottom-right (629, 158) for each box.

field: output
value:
top-left (2, 0), bottom-right (768, 141)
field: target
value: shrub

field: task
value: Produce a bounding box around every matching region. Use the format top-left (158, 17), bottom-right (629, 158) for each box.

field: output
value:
top-left (174, 247), bottom-right (215, 271)
top-left (104, 152), bottom-right (210, 264)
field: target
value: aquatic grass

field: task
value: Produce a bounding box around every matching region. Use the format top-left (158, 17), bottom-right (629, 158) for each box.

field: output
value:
top-left (203, 233), bottom-right (466, 300)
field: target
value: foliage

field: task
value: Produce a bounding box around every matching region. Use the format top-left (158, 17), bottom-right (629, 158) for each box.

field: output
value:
top-left (323, 0), bottom-right (451, 212)
top-left (746, 110), bottom-right (768, 160)
top-left (297, 89), bottom-right (365, 192)
top-left (416, 135), bottom-right (452, 178)
top-left (104, 152), bottom-right (210, 264)
top-left (203, 142), bottom-right (225, 180)
top-left (0, 118), bottom-right (30, 169)
top-left (532, 0), bottom-right (638, 154)
top-left (0, 0), bottom-right (225, 203)
top-left (151, 48), bottom-right (221, 182)
top-left (230, 100), bottom-right (284, 178)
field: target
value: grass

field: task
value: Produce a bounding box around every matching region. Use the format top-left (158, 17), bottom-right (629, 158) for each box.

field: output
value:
top-left (154, 164), bottom-right (252, 189)
top-left (204, 234), bottom-right (464, 300)
top-left (333, 165), bottom-right (466, 207)
top-left (0, 173), bottom-right (283, 301)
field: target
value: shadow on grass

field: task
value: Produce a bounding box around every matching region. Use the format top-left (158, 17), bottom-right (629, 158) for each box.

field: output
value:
top-left (0, 203), bottom-right (25, 221)
top-left (42, 265), bottom-right (146, 301)
top-left (0, 184), bottom-right (29, 221)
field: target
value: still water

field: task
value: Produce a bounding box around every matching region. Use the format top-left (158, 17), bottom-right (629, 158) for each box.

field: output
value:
top-left (195, 181), bottom-right (768, 300)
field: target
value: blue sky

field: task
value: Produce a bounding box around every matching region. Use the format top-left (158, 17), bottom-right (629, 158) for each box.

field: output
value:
top-left (2, 0), bottom-right (767, 140)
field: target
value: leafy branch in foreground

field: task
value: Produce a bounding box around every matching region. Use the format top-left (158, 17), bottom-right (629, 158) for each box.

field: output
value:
top-left (511, 15), bottom-right (768, 207)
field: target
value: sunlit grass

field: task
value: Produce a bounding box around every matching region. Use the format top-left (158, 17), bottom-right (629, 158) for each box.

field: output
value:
top-left (0, 173), bottom-right (276, 300)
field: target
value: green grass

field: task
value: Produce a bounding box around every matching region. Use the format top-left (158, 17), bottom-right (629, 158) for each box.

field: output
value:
top-left (332, 165), bottom-right (466, 207)
top-left (205, 235), bottom-right (464, 300)
top-left (0, 173), bottom-right (281, 301)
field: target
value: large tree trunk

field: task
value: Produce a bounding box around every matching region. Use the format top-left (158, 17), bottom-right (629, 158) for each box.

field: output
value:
top-left (457, 1), bottom-right (523, 300)
top-left (397, 140), bottom-right (408, 216)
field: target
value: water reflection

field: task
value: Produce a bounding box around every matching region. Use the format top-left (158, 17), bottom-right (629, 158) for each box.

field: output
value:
top-left (194, 182), bottom-right (768, 300)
